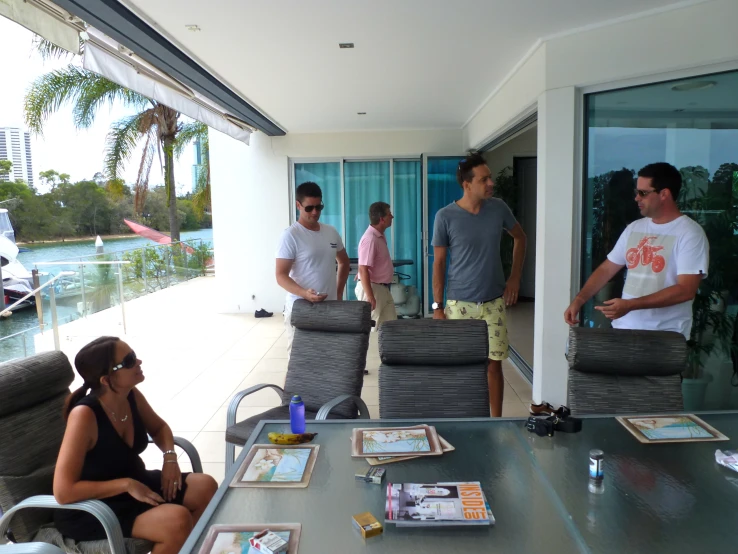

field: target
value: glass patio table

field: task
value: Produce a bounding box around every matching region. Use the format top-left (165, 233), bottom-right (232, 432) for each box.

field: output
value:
top-left (180, 413), bottom-right (738, 554)
top-left (521, 412), bottom-right (738, 553)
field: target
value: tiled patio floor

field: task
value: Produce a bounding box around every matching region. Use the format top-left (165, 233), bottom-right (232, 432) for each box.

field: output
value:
top-left (35, 276), bottom-right (533, 484)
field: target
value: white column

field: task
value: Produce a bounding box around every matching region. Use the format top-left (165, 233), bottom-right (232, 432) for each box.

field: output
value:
top-left (533, 87), bottom-right (577, 406)
top-left (209, 130), bottom-right (290, 314)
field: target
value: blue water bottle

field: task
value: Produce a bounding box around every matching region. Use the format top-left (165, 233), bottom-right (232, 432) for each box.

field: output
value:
top-left (289, 395), bottom-right (306, 434)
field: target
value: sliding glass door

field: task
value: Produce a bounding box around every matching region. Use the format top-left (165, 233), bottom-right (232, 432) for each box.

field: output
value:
top-left (582, 69), bottom-right (738, 409)
top-left (422, 155), bottom-right (465, 315)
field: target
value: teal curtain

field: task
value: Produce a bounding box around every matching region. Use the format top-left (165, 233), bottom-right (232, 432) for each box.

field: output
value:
top-left (344, 161), bottom-right (391, 300)
top-left (393, 160), bottom-right (422, 301)
top-left (294, 162), bottom-right (342, 233)
top-left (426, 157), bottom-right (464, 310)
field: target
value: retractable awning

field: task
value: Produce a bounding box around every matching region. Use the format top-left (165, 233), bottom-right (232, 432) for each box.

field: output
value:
top-left (0, 0), bottom-right (80, 54)
top-left (83, 28), bottom-right (252, 144)
top-left (2, 0), bottom-right (254, 144)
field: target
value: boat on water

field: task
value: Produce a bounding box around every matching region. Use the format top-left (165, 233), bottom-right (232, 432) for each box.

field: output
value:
top-left (0, 243), bottom-right (35, 312)
top-left (0, 209), bottom-right (39, 312)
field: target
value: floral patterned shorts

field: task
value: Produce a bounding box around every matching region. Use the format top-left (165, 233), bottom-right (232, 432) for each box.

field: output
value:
top-left (445, 298), bottom-right (508, 360)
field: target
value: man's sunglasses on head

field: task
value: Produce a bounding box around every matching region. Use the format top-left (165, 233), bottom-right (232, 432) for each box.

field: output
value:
top-left (302, 203), bottom-right (324, 213)
top-left (112, 351), bottom-right (137, 371)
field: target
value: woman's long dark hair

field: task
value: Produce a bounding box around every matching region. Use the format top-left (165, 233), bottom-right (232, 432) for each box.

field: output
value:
top-left (63, 336), bottom-right (120, 419)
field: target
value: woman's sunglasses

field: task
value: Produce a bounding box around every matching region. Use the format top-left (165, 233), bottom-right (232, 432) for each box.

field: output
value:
top-left (301, 203), bottom-right (324, 213)
top-left (112, 351), bottom-right (137, 372)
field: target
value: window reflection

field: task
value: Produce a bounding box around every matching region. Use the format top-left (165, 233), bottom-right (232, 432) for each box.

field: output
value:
top-left (582, 70), bottom-right (738, 409)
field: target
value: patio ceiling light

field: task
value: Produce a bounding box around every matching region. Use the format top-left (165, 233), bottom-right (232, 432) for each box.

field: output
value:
top-left (357, 112), bottom-right (366, 115)
top-left (339, 43), bottom-right (355, 49)
top-left (186, 24), bottom-right (201, 32)
top-left (671, 81), bottom-right (716, 92)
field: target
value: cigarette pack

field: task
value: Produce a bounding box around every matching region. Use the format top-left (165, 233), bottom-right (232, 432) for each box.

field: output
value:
top-left (248, 530), bottom-right (288, 554)
top-left (352, 512), bottom-right (383, 539)
top-left (354, 467), bottom-right (385, 484)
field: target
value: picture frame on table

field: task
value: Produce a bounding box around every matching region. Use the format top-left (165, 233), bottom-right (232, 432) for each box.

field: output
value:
top-left (351, 425), bottom-right (443, 457)
top-left (616, 414), bottom-right (728, 444)
top-left (198, 523), bottom-right (301, 554)
top-left (230, 444), bottom-right (319, 488)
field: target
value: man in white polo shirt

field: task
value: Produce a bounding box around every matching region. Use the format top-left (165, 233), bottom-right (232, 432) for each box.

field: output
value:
top-left (356, 201), bottom-right (397, 330)
top-left (276, 181), bottom-right (351, 358)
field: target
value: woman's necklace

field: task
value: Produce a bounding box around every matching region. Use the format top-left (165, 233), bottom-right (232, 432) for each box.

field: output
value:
top-left (98, 397), bottom-right (129, 422)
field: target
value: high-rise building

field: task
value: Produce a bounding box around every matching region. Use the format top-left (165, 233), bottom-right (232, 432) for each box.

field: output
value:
top-left (0, 127), bottom-right (34, 187)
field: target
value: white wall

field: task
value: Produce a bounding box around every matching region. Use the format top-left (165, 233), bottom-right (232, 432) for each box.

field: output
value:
top-left (533, 87), bottom-right (576, 406)
top-left (210, 129), bottom-right (291, 314)
top-left (274, 129), bottom-right (463, 158)
top-left (211, 128), bottom-right (463, 314)
top-left (545, 0), bottom-right (738, 90)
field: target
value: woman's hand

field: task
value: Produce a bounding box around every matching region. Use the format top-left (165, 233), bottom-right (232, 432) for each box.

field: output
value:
top-left (161, 458), bottom-right (182, 502)
top-left (127, 479), bottom-right (164, 506)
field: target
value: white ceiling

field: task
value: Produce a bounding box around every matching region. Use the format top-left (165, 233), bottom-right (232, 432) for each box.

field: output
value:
top-left (122, 0), bottom-right (696, 133)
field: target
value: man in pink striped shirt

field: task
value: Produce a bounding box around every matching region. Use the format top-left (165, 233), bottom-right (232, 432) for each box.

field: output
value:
top-left (356, 202), bottom-right (397, 330)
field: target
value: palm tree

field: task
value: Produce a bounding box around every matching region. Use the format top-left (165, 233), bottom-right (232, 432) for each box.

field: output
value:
top-left (24, 55), bottom-right (189, 240)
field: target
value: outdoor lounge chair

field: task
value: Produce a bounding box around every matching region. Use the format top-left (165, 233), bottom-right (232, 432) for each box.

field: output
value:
top-left (377, 319), bottom-right (491, 418)
top-left (225, 300), bottom-right (372, 469)
top-left (566, 327), bottom-right (685, 414)
top-left (0, 351), bottom-right (203, 554)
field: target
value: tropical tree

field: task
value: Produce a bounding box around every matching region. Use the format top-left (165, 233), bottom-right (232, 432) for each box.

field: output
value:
top-left (0, 160), bottom-right (12, 179)
top-left (39, 169), bottom-right (71, 190)
top-left (24, 55), bottom-right (189, 240)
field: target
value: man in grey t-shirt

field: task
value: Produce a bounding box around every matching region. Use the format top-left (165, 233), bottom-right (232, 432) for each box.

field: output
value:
top-left (431, 152), bottom-right (527, 417)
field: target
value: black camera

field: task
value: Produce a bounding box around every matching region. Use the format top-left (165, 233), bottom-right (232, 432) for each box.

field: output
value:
top-left (525, 404), bottom-right (582, 437)
top-left (526, 416), bottom-right (555, 437)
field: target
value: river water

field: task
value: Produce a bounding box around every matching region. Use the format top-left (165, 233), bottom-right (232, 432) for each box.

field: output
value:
top-left (0, 229), bottom-right (213, 361)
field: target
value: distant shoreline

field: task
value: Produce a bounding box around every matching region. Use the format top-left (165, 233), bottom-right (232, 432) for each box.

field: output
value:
top-left (16, 233), bottom-right (140, 246)
top-left (17, 228), bottom-right (211, 246)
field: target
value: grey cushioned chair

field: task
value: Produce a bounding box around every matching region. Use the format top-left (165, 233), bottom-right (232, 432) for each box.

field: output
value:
top-left (0, 351), bottom-right (203, 554)
top-left (225, 300), bottom-right (372, 469)
top-left (378, 319), bottom-right (490, 418)
top-left (566, 327), bottom-right (685, 415)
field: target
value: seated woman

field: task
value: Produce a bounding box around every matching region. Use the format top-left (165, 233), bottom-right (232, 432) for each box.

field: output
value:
top-left (54, 336), bottom-right (218, 554)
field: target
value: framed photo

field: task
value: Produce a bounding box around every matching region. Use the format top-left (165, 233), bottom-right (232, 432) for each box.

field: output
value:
top-left (230, 444), bottom-right (319, 488)
top-left (365, 431), bottom-right (454, 466)
top-left (616, 414), bottom-right (729, 444)
top-left (351, 425), bottom-right (443, 458)
top-left (198, 523), bottom-right (301, 554)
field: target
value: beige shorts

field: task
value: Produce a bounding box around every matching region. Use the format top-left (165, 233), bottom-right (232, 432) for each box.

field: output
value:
top-left (445, 298), bottom-right (508, 361)
top-left (355, 281), bottom-right (398, 331)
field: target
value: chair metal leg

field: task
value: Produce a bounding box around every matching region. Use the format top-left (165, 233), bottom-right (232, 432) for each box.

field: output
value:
top-left (225, 441), bottom-right (236, 473)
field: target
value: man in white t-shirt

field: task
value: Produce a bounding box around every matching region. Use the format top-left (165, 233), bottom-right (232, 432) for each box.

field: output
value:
top-left (565, 162), bottom-right (708, 339)
top-left (276, 181), bottom-right (351, 357)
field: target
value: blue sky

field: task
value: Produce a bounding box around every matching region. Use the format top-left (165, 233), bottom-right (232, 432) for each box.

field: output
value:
top-left (0, 16), bottom-right (195, 194)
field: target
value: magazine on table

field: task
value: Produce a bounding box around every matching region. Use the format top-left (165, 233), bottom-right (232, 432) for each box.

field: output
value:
top-left (385, 482), bottom-right (494, 527)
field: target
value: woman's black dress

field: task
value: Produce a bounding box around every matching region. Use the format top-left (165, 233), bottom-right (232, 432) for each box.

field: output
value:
top-left (54, 392), bottom-right (190, 541)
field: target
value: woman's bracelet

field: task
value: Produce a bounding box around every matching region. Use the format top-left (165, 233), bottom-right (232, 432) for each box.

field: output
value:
top-left (163, 450), bottom-right (177, 457)
top-left (164, 460), bottom-right (179, 464)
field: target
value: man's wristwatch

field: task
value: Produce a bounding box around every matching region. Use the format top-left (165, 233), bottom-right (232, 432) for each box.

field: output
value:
top-left (432, 302), bottom-right (441, 310)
